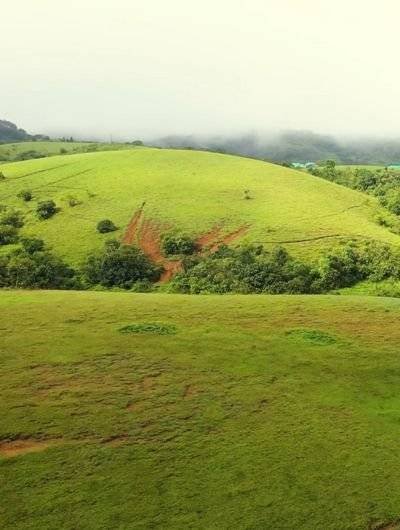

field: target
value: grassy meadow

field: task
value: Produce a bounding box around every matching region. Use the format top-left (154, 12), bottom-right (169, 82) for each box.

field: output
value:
top-left (1, 290), bottom-right (400, 529)
top-left (1, 148), bottom-right (399, 266)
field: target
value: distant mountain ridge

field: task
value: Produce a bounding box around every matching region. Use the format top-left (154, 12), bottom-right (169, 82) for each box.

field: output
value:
top-left (153, 131), bottom-right (400, 165)
top-left (0, 119), bottom-right (49, 143)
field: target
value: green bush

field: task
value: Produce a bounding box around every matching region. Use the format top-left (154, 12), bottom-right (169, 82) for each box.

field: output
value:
top-left (162, 234), bottom-right (197, 256)
top-left (15, 150), bottom-right (45, 161)
top-left (169, 245), bottom-right (319, 294)
top-left (0, 225), bottom-right (18, 245)
top-left (1, 209), bottom-right (24, 228)
top-left (169, 241), bottom-right (400, 294)
top-left (0, 256), bottom-right (9, 286)
top-left (37, 200), bottom-right (57, 220)
top-left (7, 250), bottom-right (77, 289)
top-left (20, 237), bottom-right (45, 254)
top-left (82, 240), bottom-right (160, 289)
top-left (67, 196), bottom-right (81, 207)
top-left (17, 189), bottom-right (33, 202)
top-left (0, 240), bottom-right (77, 289)
top-left (97, 219), bottom-right (117, 233)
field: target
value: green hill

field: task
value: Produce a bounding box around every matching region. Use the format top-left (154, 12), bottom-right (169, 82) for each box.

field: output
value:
top-left (2, 290), bottom-right (400, 529)
top-left (1, 148), bottom-right (399, 267)
top-left (0, 140), bottom-right (134, 162)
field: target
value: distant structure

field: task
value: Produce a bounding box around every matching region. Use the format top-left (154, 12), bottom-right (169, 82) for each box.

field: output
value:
top-left (291, 162), bottom-right (317, 169)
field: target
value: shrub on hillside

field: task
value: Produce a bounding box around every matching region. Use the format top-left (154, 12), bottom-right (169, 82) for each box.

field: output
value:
top-left (0, 225), bottom-right (19, 245)
top-left (385, 189), bottom-right (400, 216)
top-left (17, 189), bottom-right (33, 202)
top-left (82, 240), bottom-right (160, 289)
top-left (7, 250), bottom-right (77, 289)
top-left (20, 237), bottom-right (45, 254)
top-left (1, 209), bottom-right (24, 228)
top-left (96, 219), bottom-right (117, 233)
top-left (0, 239), bottom-right (77, 289)
top-left (37, 200), bottom-right (57, 220)
top-left (169, 244), bottom-right (319, 294)
top-left (0, 256), bottom-right (9, 286)
top-left (67, 196), bottom-right (81, 207)
top-left (0, 171), bottom-right (5, 180)
top-left (162, 234), bottom-right (197, 256)
top-left (169, 240), bottom-right (400, 294)
top-left (15, 150), bottom-right (45, 161)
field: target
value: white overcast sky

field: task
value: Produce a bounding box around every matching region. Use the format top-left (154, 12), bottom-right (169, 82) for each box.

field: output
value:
top-left (2, 0), bottom-right (400, 139)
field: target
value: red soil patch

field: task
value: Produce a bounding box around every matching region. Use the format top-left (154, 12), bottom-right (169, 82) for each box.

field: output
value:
top-left (139, 219), bottom-right (183, 282)
top-left (196, 225), bottom-right (223, 249)
top-left (221, 225), bottom-right (249, 246)
top-left (122, 210), bottom-right (182, 283)
top-left (204, 225), bottom-right (250, 253)
top-left (122, 207), bottom-right (144, 245)
top-left (0, 438), bottom-right (60, 458)
top-left (122, 206), bottom-right (249, 282)
top-left (196, 224), bottom-right (249, 253)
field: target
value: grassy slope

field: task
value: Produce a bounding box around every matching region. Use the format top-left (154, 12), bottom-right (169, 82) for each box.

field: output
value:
top-left (1, 149), bottom-right (399, 266)
top-left (1, 290), bottom-right (400, 529)
top-left (0, 141), bottom-right (134, 161)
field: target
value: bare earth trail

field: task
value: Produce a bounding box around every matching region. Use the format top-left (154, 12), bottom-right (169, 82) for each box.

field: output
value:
top-left (122, 208), bottom-right (249, 282)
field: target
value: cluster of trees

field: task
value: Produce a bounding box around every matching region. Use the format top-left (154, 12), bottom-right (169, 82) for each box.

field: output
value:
top-left (310, 161), bottom-right (400, 223)
top-left (168, 241), bottom-right (400, 294)
top-left (0, 199), bottom-right (58, 248)
top-left (0, 238), bottom-right (77, 289)
top-left (162, 234), bottom-right (197, 256)
top-left (1, 232), bottom-right (400, 293)
top-left (0, 119), bottom-right (49, 144)
top-left (0, 207), bottom-right (24, 245)
top-left (0, 239), bottom-right (159, 290)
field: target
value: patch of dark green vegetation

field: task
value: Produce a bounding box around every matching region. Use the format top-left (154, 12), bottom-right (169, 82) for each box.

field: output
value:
top-left (36, 200), bottom-right (58, 220)
top-left (168, 240), bottom-right (400, 294)
top-left (310, 161), bottom-right (400, 233)
top-left (0, 237), bottom-right (77, 289)
top-left (285, 328), bottom-right (337, 345)
top-left (2, 234), bottom-right (400, 294)
top-left (119, 322), bottom-right (177, 335)
top-left (96, 219), bottom-right (117, 233)
top-left (162, 233), bottom-right (197, 256)
top-left (83, 240), bottom-right (160, 289)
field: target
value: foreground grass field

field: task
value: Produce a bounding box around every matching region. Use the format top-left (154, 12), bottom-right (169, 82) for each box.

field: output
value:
top-left (1, 148), bottom-right (399, 266)
top-left (1, 290), bottom-right (400, 529)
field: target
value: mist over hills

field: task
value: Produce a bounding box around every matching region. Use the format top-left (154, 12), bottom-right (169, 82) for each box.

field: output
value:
top-left (3, 118), bottom-right (400, 165)
top-left (153, 131), bottom-right (400, 165)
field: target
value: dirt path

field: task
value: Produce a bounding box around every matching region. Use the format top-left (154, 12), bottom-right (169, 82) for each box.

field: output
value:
top-left (122, 209), bottom-right (182, 283)
top-left (0, 438), bottom-right (60, 457)
top-left (196, 225), bottom-right (223, 249)
top-left (196, 224), bottom-right (249, 253)
top-left (209, 225), bottom-right (250, 252)
top-left (122, 205), bottom-right (145, 245)
top-left (122, 207), bottom-right (249, 282)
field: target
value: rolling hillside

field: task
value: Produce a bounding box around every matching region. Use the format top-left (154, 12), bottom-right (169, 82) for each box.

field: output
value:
top-left (0, 140), bottom-right (134, 162)
top-left (1, 148), bottom-right (399, 267)
top-left (2, 290), bottom-right (400, 529)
